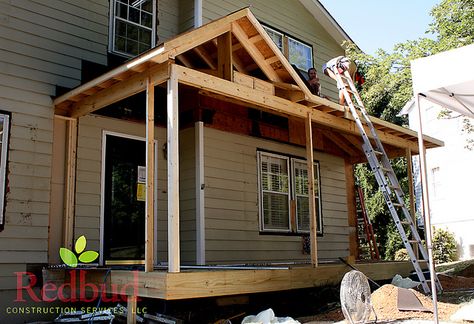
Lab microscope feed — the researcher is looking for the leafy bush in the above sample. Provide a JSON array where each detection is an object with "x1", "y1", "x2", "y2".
[
  {"x1": 395, "y1": 248, "x2": 409, "y2": 261},
  {"x1": 432, "y1": 228, "x2": 457, "y2": 264}
]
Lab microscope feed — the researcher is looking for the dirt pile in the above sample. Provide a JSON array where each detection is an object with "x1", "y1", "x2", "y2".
[{"x1": 368, "y1": 284, "x2": 459, "y2": 321}]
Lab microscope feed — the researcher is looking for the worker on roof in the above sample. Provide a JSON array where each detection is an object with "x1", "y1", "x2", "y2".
[
  {"x1": 306, "y1": 67, "x2": 321, "y2": 96},
  {"x1": 322, "y1": 56, "x2": 357, "y2": 105}
]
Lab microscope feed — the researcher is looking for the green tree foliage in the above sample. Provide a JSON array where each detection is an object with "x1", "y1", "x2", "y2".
[
  {"x1": 432, "y1": 228, "x2": 457, "y2": 264},
  {"x1": 345, "y1": 0, "x2": 473, "y2": 259}
]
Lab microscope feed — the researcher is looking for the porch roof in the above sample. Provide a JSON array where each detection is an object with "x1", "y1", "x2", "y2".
[{"x1": 53, "y1": 8, "x2": 442, "y2": 156}]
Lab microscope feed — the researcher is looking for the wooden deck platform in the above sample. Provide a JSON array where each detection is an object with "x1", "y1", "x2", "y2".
[{"x1": 43, "y1": 261, "x2": 415, "y2": 301}]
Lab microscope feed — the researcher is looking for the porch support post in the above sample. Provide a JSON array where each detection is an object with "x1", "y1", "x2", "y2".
[
  {"x1": 145, "y1": 77, "x2": 155, "y2": 272},
  {"x1": 406, "y1": 148, "x2": 418, "y2": 258},
  {"x1": 415, "y1": 94, "x2": 439, "y2": 323},
  {"x1": 167, "y1": 64, "x2": 180, "y2": 272},
  {"x1": 64, "y1": 117, "x2": 77, "y2": 250},
  {"x1": 127, "y1": 295, "x2": 137, "y2": 324},
  {"x1": 195, "y1": 122, "x2": 205, "y2": 265},
  {"x1": 305, "y1": 112, "x2": 318, "y2": 267}
]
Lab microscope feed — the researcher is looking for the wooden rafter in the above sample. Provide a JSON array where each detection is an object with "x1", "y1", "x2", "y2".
[
  {"x1": 66, "y1": 63, "x2": 170, "y2": 118},
  {"x1": 193, "y1": 46, "x2": 216, "y2": 70},
  {"x1": 323, "y1": 131, "x2": 362, "y2": 157},
  {"x1": 231, "y1": 21, "x2": 281, "y2": 82}
]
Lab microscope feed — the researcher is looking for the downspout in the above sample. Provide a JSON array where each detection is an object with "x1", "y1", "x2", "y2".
[
  {"x1": 194, "y1": 0, "x2": 203, "y2": 28},
  {"x1": 415, "y1": 94, "x2": 439, "y2": 324}
]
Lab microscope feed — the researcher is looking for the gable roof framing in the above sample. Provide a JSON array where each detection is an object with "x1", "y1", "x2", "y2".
[{"x1": 53, "y1": 8, "x2": 442, "y2": 158}]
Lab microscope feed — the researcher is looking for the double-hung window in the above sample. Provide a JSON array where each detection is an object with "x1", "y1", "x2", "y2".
[
  {"x1": 0, "y1": 113, "x2": 10, "y2": 228},
  {"x1": 258, "y1": 151, "x2": 322, "y2": 234},
  {"x1": 109, "y1": 0, "x2": 157, "y2": 57},
  {"x1": 262, "y1": 25, "x2": 314, "y2": 73}
]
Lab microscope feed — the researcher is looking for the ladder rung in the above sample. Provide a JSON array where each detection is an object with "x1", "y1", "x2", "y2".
[
  {"x1": 407, "y1": 239, "x2": 419, "y2": 243},
  {"x1": 373, "y1": 150, "x2": 383, "y2": 155},
  {"x1": 400, "y1": 220, "x2": 411, "y2": 225},
  {"x1": 392, "y1": 202, "x2": 404, "y2": 207}
]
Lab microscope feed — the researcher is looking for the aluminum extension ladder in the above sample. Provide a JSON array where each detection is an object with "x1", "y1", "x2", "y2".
[{"x1": 330, "y1": 61, "x2": 442, "y2": 294}]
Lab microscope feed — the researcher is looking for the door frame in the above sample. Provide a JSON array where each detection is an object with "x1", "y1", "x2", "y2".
[{"x1": 99, "y1": 130, "x2": 158, "y2": 265}]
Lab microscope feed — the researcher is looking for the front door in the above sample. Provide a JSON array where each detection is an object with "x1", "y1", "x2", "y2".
[{"x1": 103, "y1": 133, "x2": 146, "y2": 264}]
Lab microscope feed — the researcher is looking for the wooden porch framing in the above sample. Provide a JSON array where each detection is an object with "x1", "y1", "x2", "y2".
[{"x1": 50, "y1": 7, "x2": 442, "y2": 308}]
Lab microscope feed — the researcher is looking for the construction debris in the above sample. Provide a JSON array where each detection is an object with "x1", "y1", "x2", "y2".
[{"x1": 241, "y1": 308, "x2": 300, "y2": 324}]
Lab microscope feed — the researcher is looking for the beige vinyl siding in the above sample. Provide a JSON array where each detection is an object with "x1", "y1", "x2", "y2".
[
  {"x1": 75, "y1": 115, "x2": 169, "y2": 260},
  {"x1": 158, "y1": 0, "x2": 180, "y2": 42},
  {"x1": 0, "y1": 0, "x2": 109, "y2": 287},
  {"x1": 178, "y1": 0, "x2": 195, "y2": 33},
  {"x1": 203, "y1": 127, "x2": 349, "y2": 263},
  {"x1": 179, "y1": 128, "x2": 197, "y2": 263},
  {"x1": 202, "y1": 0, "x2": 343, "y2": 101}
]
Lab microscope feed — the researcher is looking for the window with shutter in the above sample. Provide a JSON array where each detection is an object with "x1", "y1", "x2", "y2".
[{"x1": 258, "y1": 152, "x2": 322, "y2": 234}]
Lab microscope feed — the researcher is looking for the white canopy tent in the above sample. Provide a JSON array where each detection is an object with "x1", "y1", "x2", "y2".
[
  {"x1": 412, "y1": 44, "x2": 474, "y2": 118},
  {"x1": 411, "y1": 44, "x2": 474, "y2": 324}
]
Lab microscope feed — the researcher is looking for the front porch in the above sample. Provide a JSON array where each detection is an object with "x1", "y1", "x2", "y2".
[
  {"x1": 43, "y1": 261, "x2": 415, "y2": 300},
  {"x1": 46, "y1": 9, "x2": 441, "y2": 322}
]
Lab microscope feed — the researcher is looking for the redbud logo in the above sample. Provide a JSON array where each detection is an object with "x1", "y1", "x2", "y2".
[{"x1": 59, "y1": 235, "x2": 99, "y2": 267}]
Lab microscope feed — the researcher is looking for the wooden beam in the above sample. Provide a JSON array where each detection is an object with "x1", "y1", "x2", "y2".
[
  {"x1": 63, "y1": 118, "x2": 77, "y2": 250},
  {"x1": 193, "y1": 46, "x2": 216, "y2": 69},
  {"x1": 324, "y1": 131, "x2": 362, "y2": 157},
  {"x1": 174, "y1": 65, "x2": 421, "y2": 152},
  {"x1": 177, "y1": 53, "x2": 193, "y2": 68},
  {"x1": 305, "y1": 112, "x2": 318, "y2": 267},
  {"x1": 127, "y1": 295, "x2": 137, "y2": 324},
  {"x1": 231, "y1": 22, "x2": 281, "y2": 82},
  {"x1": 167, "y1": 64, "x2": 180, "y2": 273},
  {"x1": 66, "y1": 63, "x2": 170, "y2": 118},
  {"x1": 145, "y1": 77, "x2": 155, "y2": 272},
  {"x1": 217, "y1": 32, "x2": 233, "y2": 81},
  {"x1": 345, "y1": 160, "x2": 357, "y2": 261}
]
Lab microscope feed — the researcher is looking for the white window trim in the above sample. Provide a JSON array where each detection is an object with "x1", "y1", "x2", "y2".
[
  {"x1": 257, "y1": 151, "x2": 291, "y2": 233},
  {"x1": 262, "y1": 24, "x2": 314, "y2": 72},
  {"x1": 108, "y1": 0, "x2": 157, "y2": 58},
  {"x1": 291, "y1": 158, "x2": 322, "y2": 234},
  {"x1": 257, "y1": 151, "x2": 322, "y2": 234},
  {"x1": 287, "y1": 36, "x2": 313, "y2": 72},
  {"x1": 262, "y1": 25, "x2": 284, "y2": 52},
  {"x1": 0, "y1": 114, "x2": 9, "y2": 227}
]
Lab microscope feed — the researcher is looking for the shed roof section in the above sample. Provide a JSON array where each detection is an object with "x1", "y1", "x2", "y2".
[{"x1": 53, "y1": 8, "x2": 442, "y2": 154}]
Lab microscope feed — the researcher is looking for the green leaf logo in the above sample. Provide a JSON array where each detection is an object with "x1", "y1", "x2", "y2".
[
  {"x1": 79, "y1": 251, "x2": 99, "y2": 263},
  {"x1": 75, "y1": 235, "x2": 86, "y2": 254},
  {"x1": 59, "y1": 235, "x2": 99, "y2": 267},
  {"x1": 60, "y1": 248, "x2": 78, "y2": 268}
]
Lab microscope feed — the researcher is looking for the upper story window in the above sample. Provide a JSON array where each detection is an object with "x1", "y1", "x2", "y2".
[
  {"x1": 109, "y1": 0, "x2": 157, "y2": 57},
  {"x1": 257, "y1": 151, "x2": 322, "y2": 234},
  {"x1": 263, "y1": 25, "x2": 314, "y2": 73},
  {"x1": 0, "y1": 113, "x2": 10, "y2": 229}
]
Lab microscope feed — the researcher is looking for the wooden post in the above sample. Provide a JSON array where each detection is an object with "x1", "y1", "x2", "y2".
[
  {"x1": 127, "y1": 295, "x2": 137, "y2": 324},
  {"x1": 345, "y1": 160, "x2": 357, "y2": 261},
  {"x1": 217, "y1": 32, "x2": 233, "y2": 81},
  {"x1": 305, "y1": 112, "x2": 318, "y2": 267},
  {"x1": 145, "y1": 77, "x2": 155, "y2": 272},
  {"x1": 167, "y1": 65, "x2": 180, "y2": 273},
  {"x1": 195, "y1": 122, "x2": 205, "y2": 265},
  {"x1": 63, "y1": 118, "x2": 77, "y2": 250},
  {"x1": 406, "y1": 148, "x2": 418, "y2": 258}
]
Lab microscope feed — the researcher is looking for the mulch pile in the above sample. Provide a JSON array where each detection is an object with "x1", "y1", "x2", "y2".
[{"x1": 301, "y1": 269, "x2": 474, "y2": 323}]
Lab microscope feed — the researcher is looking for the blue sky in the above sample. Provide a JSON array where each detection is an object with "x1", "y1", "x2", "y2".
[{"x1": 318, "y1": 0, "x2": 441, "y2": 55}]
